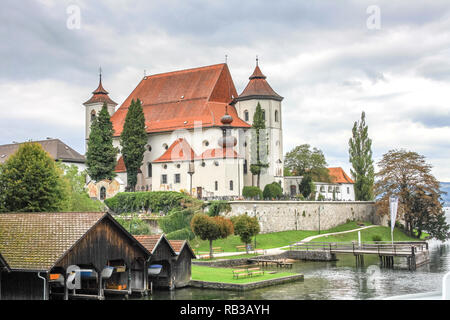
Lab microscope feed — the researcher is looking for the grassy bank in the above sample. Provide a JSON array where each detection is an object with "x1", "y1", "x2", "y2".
[
  {"x1": 310, "y1": 225, "x2": 427, "y2": 243},
  {"x1": 189, "y1": 221, "x2": 372, "y2": 253},
  {"x1": 191, "y1": 265, "x2": 296, "y2": 284}
]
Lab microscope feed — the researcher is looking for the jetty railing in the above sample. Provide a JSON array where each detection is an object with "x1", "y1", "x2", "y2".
[{"x1": 289, "y1": 241, "x2": 428, "y2": 256}]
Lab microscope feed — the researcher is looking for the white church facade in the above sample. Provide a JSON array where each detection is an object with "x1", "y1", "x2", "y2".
[{"x1": 83, "y1": 62, "x2": 354, "y2": 200}]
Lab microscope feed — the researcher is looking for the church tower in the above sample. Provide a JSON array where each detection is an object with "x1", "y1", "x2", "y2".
[
  {"x1": 234, "y1": 59, "x2": 284, "y2": 188},
  {"x1": 83, "y1": 71, "x2": 117, "y2": 150}
]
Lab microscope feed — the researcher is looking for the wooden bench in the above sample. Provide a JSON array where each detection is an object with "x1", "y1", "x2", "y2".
[
  {"x1": 247, "y1": 267, "x2": 264, "y2": 277},
  {"x1": 236, "y1": 245, "x2": 247, "y2": 251},
  {"x1": 213, "y1": 247, "x2": 224, "y2": 253},
  {"x1": 232, "y1": 269, "x2": 250, "y2": 279}
]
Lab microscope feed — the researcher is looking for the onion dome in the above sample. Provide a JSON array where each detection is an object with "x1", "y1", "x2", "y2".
[
  {"x1": 220, "y1": 105, "x2": 234, "y2": 125},
  {"x1": 218, "y1": 135, "x2": 237, "y2": 148}
]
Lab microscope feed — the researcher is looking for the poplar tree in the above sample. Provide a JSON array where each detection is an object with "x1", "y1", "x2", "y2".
[
  {"x1": 86, "y1": 103, "x2": 118, "y2": 181},
  {"x1": 249, "y1": 103, "x2": 269, "y2": 188},
  {"x1": 120, "y1": 99, "x2": 147, "y2": 191},
  {"x1": 348, "y1": 111, "x2": 374, "y2": 201}
]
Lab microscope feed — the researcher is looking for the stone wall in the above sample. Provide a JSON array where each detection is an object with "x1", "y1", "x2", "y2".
[{"x1": 223, "y1": 201, "x2": 378, "y2": 233}]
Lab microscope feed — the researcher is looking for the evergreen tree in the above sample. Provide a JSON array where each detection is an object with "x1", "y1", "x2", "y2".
[
  {"x1": 120, "y1": 99, "x2": 147, "y2": 191},
  {"x1": 249, "y1": 103, "x2": 269, "y2": 188},
  {"x1": 86, "y1": 103, "x2": 118, "y2": 181},
  {"x1": 349, "y1": 111, "x2": 374, "y2": 201},
  {"x1": 0, "y1": 142, "x2": 68, "y2": 212},
  {"x1": 299, "y1": 174, "x2": 315, "y2": 199}
]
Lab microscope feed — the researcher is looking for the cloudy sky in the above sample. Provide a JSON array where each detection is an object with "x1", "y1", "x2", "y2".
[{"x1": 1, "y1": 0, "x2": 450, "y2": 181}]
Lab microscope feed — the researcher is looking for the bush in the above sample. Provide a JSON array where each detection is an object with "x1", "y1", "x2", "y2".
[
  {"x1": 104, "y1": 191, "x2": 194, "y2": 214},
  {"x1": 262, "y1": 182, "x2": 283, "y2": 200},
  {"x1": 207, "y1": 200, "x2": 231, "y2": 216},
  {"x1": 317, "y1": 194, "x2": 325, "y2": 201},
  {"x1": 242, "y1": 186, "x2": 263, "y2": 200},
  {"x1": 158, "y1": 208, "x2": 195, "y2": 235},
  {"x1": 114, "y1": 213, "x2": 151, "y2": 235},
  {"x1": 372, "y1": 235, "x2": 382, "y2": 242},
  {"x1": 166, "y1": 228, "x2": 195, "y2": 241}
]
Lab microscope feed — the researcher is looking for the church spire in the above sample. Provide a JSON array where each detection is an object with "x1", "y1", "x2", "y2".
[{"x1": 83, "y1": 69, "x2": 117, "y2": 105}]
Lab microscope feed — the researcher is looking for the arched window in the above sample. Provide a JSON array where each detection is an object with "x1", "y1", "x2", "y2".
[
  {"x1": 229, "y1": 180, "x2": 234, "y2": 191},
  {"x1": 90, "y1": 110, "x2": 96, "y2": 122},
  {"x1": 275, "y1": 110, "x2": 279, "y2": 122},
  {"x1": 147, "y1": 163, "x2": 152, "y2": 177},
  {"x1": 100, "y1": 187, "x2": 106, "y2": 200},
  {"x1": 215, "y1": 181, "x2": 218, "y2": 191},
  {"x1": 262, "y1": 110, "x2": 266, "y2": 121},
  {"x1": 244, "y1": 110, "x2": 249, "y2": 122}
]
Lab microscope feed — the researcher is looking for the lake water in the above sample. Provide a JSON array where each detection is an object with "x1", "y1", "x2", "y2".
[{"x1": 145, "y1": 208, "x2": 450, "y2": 300}]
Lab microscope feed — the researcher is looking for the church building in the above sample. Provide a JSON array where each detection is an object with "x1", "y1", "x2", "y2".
[{"x1": 83, "y1": 62, "x2": 285, "y2": 198}]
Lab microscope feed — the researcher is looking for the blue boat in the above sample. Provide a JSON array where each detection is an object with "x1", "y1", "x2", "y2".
[
  {"x1": 148, "y1": 264, "x2": 162, "y2": 275},
  {"x1": 79, "y1": 269, "x2": 97, "y2": 279}
]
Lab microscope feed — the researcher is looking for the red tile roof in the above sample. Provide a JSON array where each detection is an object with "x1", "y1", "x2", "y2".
[
  {"x1": 134, "y1": 234, "x2": 176, "y2": 256},
  {"x1": 328, "y1": 167, "x2": 354, "y2": 184},
  {"x1": 168, "y1": 240, "x2": 196, "y2": 259},
  {"x1": 83, "y1": 78, "x2": 118, "y2": 106},
  {"x1": 134, "y1": 235, "x2": 162, "y2": 253},
  {"x1": 237, "y1": 65, "x2": 283, "y2": 102},
  {"x1": 114, "y1": 156, "x2": 141, "y2": 173},
  {"x1": 153, "y1": 138, "x2": 197, "y2": 163},
  {"x1": 110, "y1": 64, "x2": 250, "y2": 136}
]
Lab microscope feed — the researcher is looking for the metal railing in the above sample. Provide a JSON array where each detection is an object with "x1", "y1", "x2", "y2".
[{"x1": 289, "y1": 241, "x2": 428, "y2": 256}]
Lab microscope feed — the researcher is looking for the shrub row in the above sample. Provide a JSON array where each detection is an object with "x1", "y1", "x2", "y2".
[{"x1": 104, "y1": 191, "x2": 192, "y2": 214}]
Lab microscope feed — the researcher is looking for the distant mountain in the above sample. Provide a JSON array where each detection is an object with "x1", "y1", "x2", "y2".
[{"x1": 441, "y1": 182, "x2": 450, "y2": 206}]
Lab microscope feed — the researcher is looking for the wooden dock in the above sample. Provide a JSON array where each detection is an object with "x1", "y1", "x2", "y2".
[{"x1": 289, "y1": 241, "x2": 429, "y2": 270}]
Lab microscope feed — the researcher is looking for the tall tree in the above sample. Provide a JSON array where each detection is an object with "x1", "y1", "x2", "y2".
[
  {"x1": 375, "y1": 149, "x2": 449, "y2": 239},
  {"x1": 249, "y1": 103, "x2": 269, "y2": 188},
  {"x1": 349, "y1": 111, "x2": 374, "y2": 200},
  {"x1": 0, "y1": 142, "x2": 68, "y2": 212},
  {"x1": 120, "y1": 99, "x2": 148, "y2": 191},
  {"x1": 284, "y1": 144, "x2": 330, "y2": 182},
  {"x1": 299, "y1": 174, "x2": 315, "y2": 199},
  {"x1": 86, "y1": 102, "x2": 118, "y2": 181}
]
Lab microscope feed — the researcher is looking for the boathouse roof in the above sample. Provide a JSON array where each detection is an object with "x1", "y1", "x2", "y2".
[{"x1": 0, "y1": 212, "x2": 150, "y2": 272}]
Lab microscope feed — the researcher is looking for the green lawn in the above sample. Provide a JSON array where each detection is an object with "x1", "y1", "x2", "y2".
[
  {"x1": 310, "y1": 225, "x2": 427, "y2": 243},
  {"x1": 189, "y1": 221, "x2": 372, "y2": 253},
  {"x1": 191, "y1": 265, "x2": 297, "y2": 284}
]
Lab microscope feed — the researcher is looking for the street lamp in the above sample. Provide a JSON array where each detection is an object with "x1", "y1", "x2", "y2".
[
  {"x1": 188, "y1": 160, "x2": 195, "y2": 197},
  {"x1": 253, "y1": 204, "x2": 257, "y2": 250}
]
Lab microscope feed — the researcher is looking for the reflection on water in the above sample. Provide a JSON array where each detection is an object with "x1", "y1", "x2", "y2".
[{"x1": 145, "y1": 208, "x2": 450, "y2": 300}]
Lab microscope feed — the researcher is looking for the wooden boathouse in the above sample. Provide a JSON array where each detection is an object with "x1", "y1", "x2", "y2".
[
  {"x1": 169, "y1": 240, "x2": 196, "y2": 288},
  {"x1": 134, "y1": 235, "x2": 196, "y2": 290},
  {"x1": 0, "y1": 212, "x2": 151, "y2": 300}
]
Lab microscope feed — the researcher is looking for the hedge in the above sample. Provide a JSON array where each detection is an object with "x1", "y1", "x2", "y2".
[
  {"x1": 263, "y1": 182, "x2": 283, "y2": 200},
  {"x1": 242, "y1": 186, "x2": 263, "y2": 200},
  {"x1": 104, "y1": 191, "x2": 192, "y2": 214}
]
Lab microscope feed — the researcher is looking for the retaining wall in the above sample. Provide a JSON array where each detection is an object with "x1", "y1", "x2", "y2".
[
  {"x1": 189, "y1": 274, "x2": 304, "y2": 291},
  {"x1": 224, "y1": 201, "x2": 379, "y2": 233}
]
